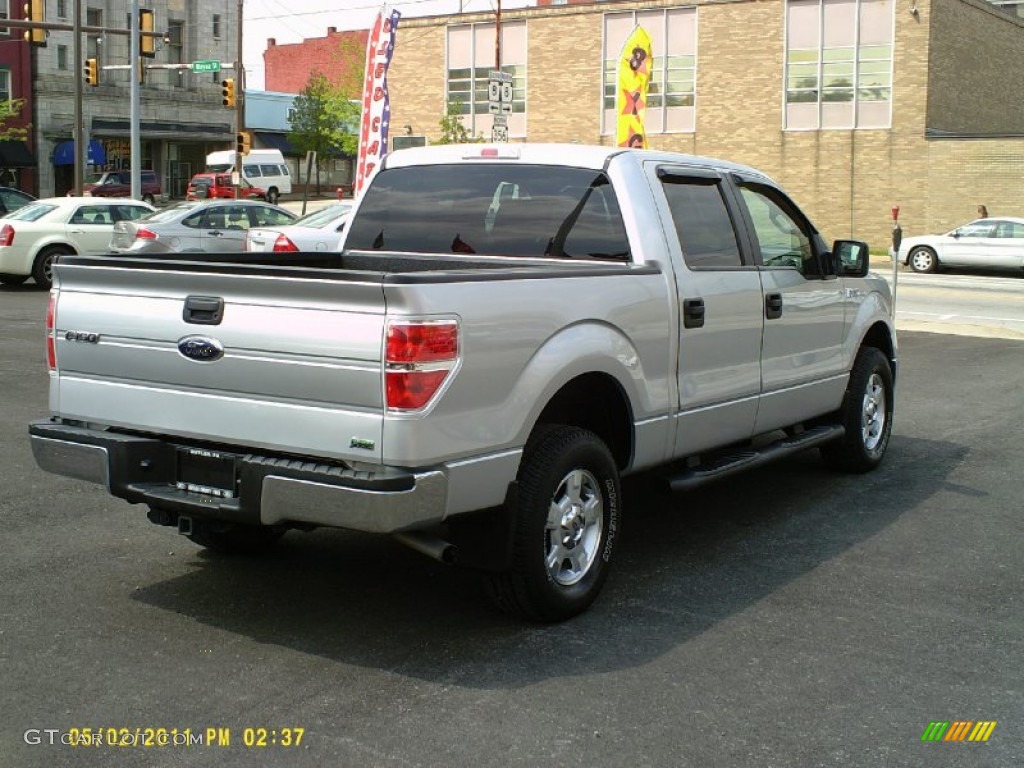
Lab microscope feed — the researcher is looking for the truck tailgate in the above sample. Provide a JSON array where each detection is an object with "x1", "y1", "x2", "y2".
[{"x1": 50, "y1": 259, "x2": 387, "y2": 464}]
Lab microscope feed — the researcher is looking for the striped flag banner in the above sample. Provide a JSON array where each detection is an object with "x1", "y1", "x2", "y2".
[
  {"x1": 616, "y1": 25, "x2": 653, "y2": 149},
  {"x1": 355, "y1": 7, "x2": 401, "y2": 195}
]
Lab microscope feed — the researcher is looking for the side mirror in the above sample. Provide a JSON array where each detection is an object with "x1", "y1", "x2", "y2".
[
  {"x1": 951, "y1": 229, "x2": 961, "y2": 238},
  {"x1": 832, "y1": 239, "x2": 870, "y2": 277}
]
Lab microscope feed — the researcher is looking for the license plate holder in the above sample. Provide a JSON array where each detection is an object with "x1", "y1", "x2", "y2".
[{"x1": 175, "y1": 448, "x2": 238, "y2": 499}]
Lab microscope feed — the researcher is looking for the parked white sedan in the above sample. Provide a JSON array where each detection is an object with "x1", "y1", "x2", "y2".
[
  {"x1": 244, "y1": 202, "x2": 353, "y2": 252},
  {"x1": 0, "y1": 197, "x2": 154, "y2": 289},
  {"x1": 898, "y1": 217, "x2": 1024, "y2": 273}
]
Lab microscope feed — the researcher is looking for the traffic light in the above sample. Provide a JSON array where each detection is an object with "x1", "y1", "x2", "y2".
[
  {"x1": 236, "y1": 131, "x2": 251, "y2": 155},
  {"x1": 23, "y1": 0, "x2": 46, "y2": 45},
  {"x1": 139, "y1": 8, "x2": 156, "y2": 58},
  {"x1": 83, "y1": 58, "x2": 99, "y2": 87},
  {"x1": 221, "y1": 78, "x2": 235, "y2": 108}
]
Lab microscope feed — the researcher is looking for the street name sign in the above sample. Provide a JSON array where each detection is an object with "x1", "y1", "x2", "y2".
[{"x1": 191, "y1": 60, "x2": 221, "y2": 73}]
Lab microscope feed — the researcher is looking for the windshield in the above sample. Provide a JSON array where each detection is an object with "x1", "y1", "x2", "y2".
[
  {"x1": 207, "y1": 164, "x2": 232, "y2": 173},
  {"x1": 7, "y1": 202, "x2": 58, "y2": 222},
  {"x1": 294, "y1": 203, "x2": 353, "y2": 228},
  {"x1": 344, "y1": 164, "x2": 631, "y2": 260},
  {"x1": 146, "y1": 201, "x2": 202, "y2": 222},
  {"x1": 84, "y1": 173, "x2": 105, "y2": 185}
]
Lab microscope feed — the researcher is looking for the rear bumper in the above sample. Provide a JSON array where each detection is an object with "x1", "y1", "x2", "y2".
[{"x1": 29, "y1": 420, "x2": 446, "y2": 534}]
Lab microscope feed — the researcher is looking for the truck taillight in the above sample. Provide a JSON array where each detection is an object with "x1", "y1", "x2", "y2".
[
  {"x1": 385, "y1": 320, "x2": 459, "y2": 411},
  {"x1": 272, "y1": 234, "x2": 299, "y2": 252},
  {"x1": 0, "y1": 224, "x2": 14, "y2": 247},
  {"x1": 46, "y1": 292, "x2": 57, "y2": 371}
]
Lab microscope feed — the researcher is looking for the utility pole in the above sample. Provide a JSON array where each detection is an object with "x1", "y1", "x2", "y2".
[
  {"x1": 234, "y1": 0, "x2": 244, "y2": 199},
  {"x1": 72, "y1": 0, "x2": 83, "y2": 195},
  {"x1": 130, "y1": 0, "x2": 140, "y2": 200},
  {"x1": 495, "y1": 0, "x2": 501, "y2": 72}
]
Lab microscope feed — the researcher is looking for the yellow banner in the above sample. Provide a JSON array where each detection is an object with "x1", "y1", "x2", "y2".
[{"x1": 616, "y1": 25, "x2": 653, "y2": 149}]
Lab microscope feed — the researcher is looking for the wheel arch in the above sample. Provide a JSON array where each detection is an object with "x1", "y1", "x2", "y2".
[
  {"x1": 858, "y1": 320, "x2": 898, "y2": 381},
  {"x1": 534, "y1": 371, "x2": 634, "y2": 471}
]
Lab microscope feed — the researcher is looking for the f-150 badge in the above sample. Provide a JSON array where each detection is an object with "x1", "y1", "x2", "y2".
[{"x1": 177, "y1": 335, "x2": 224, "y2": 362}]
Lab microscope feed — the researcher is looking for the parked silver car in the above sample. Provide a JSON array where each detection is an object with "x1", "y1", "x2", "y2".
[
  {"x1": 245, "y1": 202, "x2": 353, "y2": 252},
  {"x1": 109, "y1": 199, "x2": 295, "y2": 255},
  {"x1": 898, "y1": 217, "x2": 1024, "y2": 273}
]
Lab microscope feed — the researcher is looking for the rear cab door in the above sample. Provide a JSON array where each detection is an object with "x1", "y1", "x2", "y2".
[
  {"x1": 65, "y1": 203, "x2": 119, "y2": 254},
  {"x1": 646, "y1": 162, "x2": 765, "y2": 457},
  {"x1": 200, "y1": 204, "x2": 250, "y2": 251},
  {"x1": 730, "y1": 175, "x2": 847, "y2": 434}
]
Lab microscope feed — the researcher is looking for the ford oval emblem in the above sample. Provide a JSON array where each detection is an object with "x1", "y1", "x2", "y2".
[{"x1": 177, "y1": 335, "x2": 224, "y2": 362}]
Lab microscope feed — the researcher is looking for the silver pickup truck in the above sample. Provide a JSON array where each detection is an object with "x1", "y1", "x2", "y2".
[{"x1": 30, "y1": 144, "x2": 896, "y2": 622}]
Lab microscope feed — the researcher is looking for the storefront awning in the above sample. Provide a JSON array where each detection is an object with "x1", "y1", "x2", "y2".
[
  {"x1": 52, "y1": 140, "x2": 107, "y2": 166},
  {"x1": 0, "y1": 140, "x2": 37, "y2": 168},
  {"x1": 253, "y1": 131, "x2": 297, "y2": 155}
]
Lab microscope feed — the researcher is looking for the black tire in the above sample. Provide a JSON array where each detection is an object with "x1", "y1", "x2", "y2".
[
  {"x1": 186, "y1": 520, "x2": 286, "y2": 555},
  {"x1": 0, "y1": 273, "x2": 29, "y2": 286},
  {"x1": 908, "y1": 246, "x2": 938, "y2": 273},
  {"x1": 32, "y1": 247, "x2": 72, "y2": 290},
  {"x1": 488, "y1": 426, "x2": 621, "y2": 622},
  {"x1": 821, "y1": 347, "x2": 894, "y2": 473},
  {"x1": 142, "y1": 193, "x2": 155, "y2": 205},
  {"x1": 266, "y1": 187, "x2": 279, "y2": 204}
]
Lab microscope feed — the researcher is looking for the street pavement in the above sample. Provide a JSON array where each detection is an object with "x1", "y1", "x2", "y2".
[{"x1": 1, "y1": 286, "x2": 1021, "y2": 767}]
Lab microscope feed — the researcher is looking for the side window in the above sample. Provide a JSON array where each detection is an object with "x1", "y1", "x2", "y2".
[
  {"x1": 660, "y1": 174, "x2": 744, "y2": 268},
  {"x1": 994, "y1": 221, "x2": 1024, "y2": 239},
  {"x1": 738, "y1": 184, "x2": 816, "y2": 274},
  {"x1": 251, "y1": 206, "x2": 293, "y2": 227},
  {"x1": 182, "y1": 211, "x2": 205, "y2": 229},
  {"x1": 957, "y1": 222, "x2": 994, "y2": 238},
  {"x1": 69, "y1": 205, "x2": 112, "y2": 225},
  {"x1": 259, "y1": 164, "x2": 280, "y2": 176},
  {"x1": 222, "y1": 205, "x2": 251, "y2": 230},
  {"x1": 243, "y1": 165, "x2": 261, "y2": 178},
  {"x1": 114, "y1": 204, "x2": 149, "y2": 222}
]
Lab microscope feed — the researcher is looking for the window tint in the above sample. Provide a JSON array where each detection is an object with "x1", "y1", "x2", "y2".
[
  {"x1": 738, "y1": 184, "x2": 816, "y2": 274},
  {"x1": 660, "y1": 175, "x2": 743, "y2": 268},
  {"x1": 345, "y1": 164, "x2": 631, "y2": 260}
]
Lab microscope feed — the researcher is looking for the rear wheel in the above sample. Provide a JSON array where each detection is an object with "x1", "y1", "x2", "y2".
[
  {"x1": 0, "y1": 273, "x2": 28, "y2": 286},
  {"x1": 32, "y1": 246, "x2": 73, "y2": 290},
  {"x1": 908, "y1": 246, "x2": 938, "y2": 273},
  {"x1": 266, "y1": 187, "x2": 279, "y2": 204},
  {"x1": 821, "y1": 347, "x2": 894, "y2": 473},
  {"x1": 186, "y1": 520, "x2": 286, "y2": 554},
  {"x1": 488, "y1": 426, "x2": 620, "y2": 622}
]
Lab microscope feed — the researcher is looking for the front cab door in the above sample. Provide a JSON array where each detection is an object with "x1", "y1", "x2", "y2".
[{"x1": 732, "y1": 178, "x2": 848, "y2": 435}]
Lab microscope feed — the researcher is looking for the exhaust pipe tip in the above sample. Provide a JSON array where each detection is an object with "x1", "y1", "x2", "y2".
[{"x1": 393, "y1": 531, "x2": 457, "y2": 565}]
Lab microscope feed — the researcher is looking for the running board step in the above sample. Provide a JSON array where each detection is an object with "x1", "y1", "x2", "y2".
[{"x1": 666, "y1": 425, "x2": 845, "y2": 493}]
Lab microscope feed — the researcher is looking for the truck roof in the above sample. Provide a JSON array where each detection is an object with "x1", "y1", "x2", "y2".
[{"x1": 381, "y1": 142, "x2": 769, "y2": 180}]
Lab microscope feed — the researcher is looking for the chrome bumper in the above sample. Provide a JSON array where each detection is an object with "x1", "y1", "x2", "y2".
[{"x1": 29, "y1": 421, "x2": 447, "y2": 534}]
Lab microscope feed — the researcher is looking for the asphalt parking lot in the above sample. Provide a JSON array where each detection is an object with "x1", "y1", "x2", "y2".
[{"x1": 1, "y1": 285, "x2": 1021, "y2": 768}]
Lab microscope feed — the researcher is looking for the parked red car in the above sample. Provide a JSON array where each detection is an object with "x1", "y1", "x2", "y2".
[{"x1": 186, "y1": 173, "x2": 266, "y2": 201}]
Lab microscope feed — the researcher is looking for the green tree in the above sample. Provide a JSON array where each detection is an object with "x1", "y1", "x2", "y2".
[
  {"x1": 0, "y1": 99, "x2": 29, "y2": 141},
  {"x1": 435, "y1": 101, "x2": 484, "y2": 144},
  {"x1": 288, "y1": 71, "x2": 359, "y2": 193}
]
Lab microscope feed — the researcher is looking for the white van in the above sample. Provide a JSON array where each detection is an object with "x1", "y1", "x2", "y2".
[{"x1": 206, "y1": 149, "x2": 292, "y2": 204}]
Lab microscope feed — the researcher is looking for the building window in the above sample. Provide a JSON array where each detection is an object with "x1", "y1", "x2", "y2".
[
  {"x1": 86, "y1": 8, "x2": 102, "y2": 61},
  {"x1": 57, "y1": 0, "x2": 67, "y2": 18},
  {"x1": 785, "y1": 0, "x2": 894, "y2": 130},
  {"x1": 287, "y1": 107, "x2": 297, "y2": 122},
  {"x1": 0, "y1": 69, "x2": 10, "y2": 101},
  {"x1": 446, "y1": 22, "x2": 526, "y2": 138},
  {"x1": 602, "y1": 9, "x2": 697, "y2": 136},
  {"x1": 57, "y1": 45, "x2": 69, "y2": 71},
  {"x1": 0, "y1": 2, "x2": 10, "y2": 36},
  {"x1": 213, "y1": 14, "x2": 222, "y2": 39},
  {"x1": 167, "y1": 20, "x2": 184, "y2": 63}
]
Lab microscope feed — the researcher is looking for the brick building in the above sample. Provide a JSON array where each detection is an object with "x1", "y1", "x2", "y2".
[
  {"x1": 374, "y1": 0, "x2": 1024, "y2": 248},
  {"x1": 27, "y1": 0, "x2": 238, "y2": 198},
  {"x1": 263, "y1": 27, "x2": 368, "y2": 93},
  {"x1": 0, "y1": 2, "x2": 38, "y2": 194}
]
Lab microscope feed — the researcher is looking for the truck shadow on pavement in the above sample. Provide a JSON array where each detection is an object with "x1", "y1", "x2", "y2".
[{"x1": 130, "y1": 432, "x2": 970, "y2": 689}]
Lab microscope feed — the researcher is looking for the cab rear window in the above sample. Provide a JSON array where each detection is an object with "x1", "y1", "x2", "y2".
[{"x1": 344, "y1": 164, "x2": 631, "y2": 261}]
